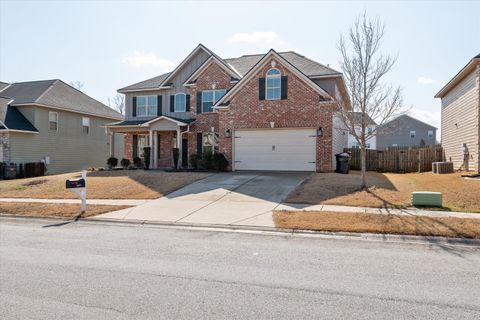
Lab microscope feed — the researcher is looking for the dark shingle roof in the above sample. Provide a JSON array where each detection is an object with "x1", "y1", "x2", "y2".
[
  {"x1": 118, "y1": 72, "x2": 171, "y2": 91},
  {"x1": 108, "y1": 116, "x2": 195, "y2": 127},
  {"x1": 225, "y1": 51, "x2": 341, "y2": 77},
  {"x1": 1, "y1": 105, "x2": 38, "y2": 132},
  {"x1": 475, "y1": 53, "x2": 480, "y2": 59},
  {"x1": 0, "y1": 82, "x2": 10, "y2": 91},
  {"x1": 119, "y1": 50, "x2": 341, "y2": 91},
  {"x1": 0, "y1": 80, "x2": 122, "y2": 120}
]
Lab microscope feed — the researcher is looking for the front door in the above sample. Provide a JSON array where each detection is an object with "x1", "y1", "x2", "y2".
[{"x1": 182, "y1": 138, "x2": 188, "y2": 168}]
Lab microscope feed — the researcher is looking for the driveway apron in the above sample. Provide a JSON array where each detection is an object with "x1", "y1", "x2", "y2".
[{"x1": 96, "y1": 172, "x2": 308, "y2": 227}]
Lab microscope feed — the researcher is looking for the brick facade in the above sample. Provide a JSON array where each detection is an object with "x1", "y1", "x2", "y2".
[
  {"x1": 216, "y1": 58, "x2": 335, "y2": 172},
  {"x1": 119, "y1": 56, "x2": 338, "y2": 172}
]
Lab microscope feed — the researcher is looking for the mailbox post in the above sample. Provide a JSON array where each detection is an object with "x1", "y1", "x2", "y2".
[{"x1": 66, "y1": 170, "x2": 87, "y2": 213}]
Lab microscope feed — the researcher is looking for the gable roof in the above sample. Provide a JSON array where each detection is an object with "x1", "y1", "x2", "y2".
[
  {"x1": 0, "y1": 82, "x2": 10, "y2": 91},
  {"x1": 214, "y1": 49, "x2": 334, "y2": 107},
  {"x1": 118, "y1": 72, "x2": 171, "y2": 92},
  {"x1": 118, "y1": 44, "x2": 343, "y2": 93},
  {"x1": 435, "y1": 53, "x2": 480, "y2": 98},
  {"x1": 225, "y1": 51, "x2": 341, "y2": 77},
  {"x1": 183, "y1": 55, "x2": 242, "y2": 86},
  {"x1": 0, "y1": 97, "x2": 38, "y2": 133},
  {"x1": 0, "y1": 79, "x2": 122, "y2": 120},
  {"x1": 378, "y1": 114, "x2": 437, "y2": 130}
]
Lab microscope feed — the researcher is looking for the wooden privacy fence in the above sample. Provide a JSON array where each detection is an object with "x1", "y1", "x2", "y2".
[{"x1": 344, "y1": 145, "x2": 444, "y2": 173}]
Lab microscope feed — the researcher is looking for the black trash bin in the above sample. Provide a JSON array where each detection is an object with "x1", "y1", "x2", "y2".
[{"x1": 335, "y1": 152, "x2": 350, "y2": 174}]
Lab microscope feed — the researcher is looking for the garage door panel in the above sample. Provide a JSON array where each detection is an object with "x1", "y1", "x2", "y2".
[{"x1": 234, "y1": 129, "x2": 316, "y2": 171}]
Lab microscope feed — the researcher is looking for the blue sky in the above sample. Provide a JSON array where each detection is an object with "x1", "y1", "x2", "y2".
[{"x1": 1, "y1": 1, "x2": 479, "y2": 131}]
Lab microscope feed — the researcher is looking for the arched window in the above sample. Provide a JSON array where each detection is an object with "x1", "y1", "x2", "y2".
[
  {"x1": 175, "y1": 93, "x2": 186, "y2": 112},
  {"x1": 266, "y1": 68, "x2": 281, "y2": 100}
]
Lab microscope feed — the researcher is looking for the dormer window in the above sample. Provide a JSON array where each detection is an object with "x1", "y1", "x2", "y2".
[
  {"x1": 266, "y1": 68, "x2": 281, "y2": 100},
  {"x1": 175, "y1": 93, "x2": 186, "y2": 112}
]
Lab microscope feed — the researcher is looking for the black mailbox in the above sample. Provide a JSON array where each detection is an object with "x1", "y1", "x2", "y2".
[{"x1": 66, "y1": 178, "x2": 86, "y2": 189}]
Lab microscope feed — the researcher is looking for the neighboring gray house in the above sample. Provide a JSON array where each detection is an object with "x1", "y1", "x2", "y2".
[
  {"x1": 376, "y1": 115, "x2": 437, "y2": 149},
  {"x1": 435, "y1": 54, "x2": 479, "y2": 172},
  {"x1": 0, "y1": 80, "x2": 124, "y2": 174},
  {"x1": 347, "y1": 112, "x2": 377, "y2": 149}
]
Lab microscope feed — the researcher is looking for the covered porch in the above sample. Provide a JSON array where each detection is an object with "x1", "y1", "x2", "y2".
[{"x1": 106, "y1": 116, "x2": 193, "y2": 169}]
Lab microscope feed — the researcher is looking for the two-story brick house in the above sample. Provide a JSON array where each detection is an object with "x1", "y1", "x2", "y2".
[{"x1": 107, "y1": 44, "x2": 350, "y2": 172}]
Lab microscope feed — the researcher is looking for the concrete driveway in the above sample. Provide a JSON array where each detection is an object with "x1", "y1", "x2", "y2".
[{"x1": 96, "y1": 172, "x2": 308, "y2": 227}]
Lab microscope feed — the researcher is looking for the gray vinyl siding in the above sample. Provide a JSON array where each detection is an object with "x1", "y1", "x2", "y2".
[
  {"x1": 376, "y1": 116, "x2": 437, "y2": 149},
  {"x1": 9, "y1": 106, "x2": 124, "y2": 174},
  {"x1": 312, "y1": 78, "x2": 336, "y2": 97},
  {"x1": 441, "y1": 67, "x2": 479, "y2": 171},
  {"x1": 124, "y1": 49, "x2": 210, "y2": 121},
  {"x1": 332, "y1": 113, "x2": 348, "y2": 167}
]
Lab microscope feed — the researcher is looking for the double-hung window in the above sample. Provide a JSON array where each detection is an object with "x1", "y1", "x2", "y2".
[
  {"x1": 175, "y1": 93, "x2": 186, "y2": 112},
  {"x1": 410, "y1": 131, "x2": 416, "y2": 139},
  {"x1": 266, "y1": 68, "x2": 281, "y2": 100},
  {"x1": 428, "y1": 130, "x2": 434, "y2": 139},
  {"x1": 136, "y1": 95, "x2": 157, "y2": 116},
  {"x1": 202, "y1": 89, "x2": 226, "y2": 113},
  {"x1": 202, "y1": 133, "x2": 219, "y2": 155},
  {"x1": 49, "y1": 112, "x2": 58, "y2": 131},
  {"x1": 82, "y1": 117, "x2": 90, "y2": 134}
]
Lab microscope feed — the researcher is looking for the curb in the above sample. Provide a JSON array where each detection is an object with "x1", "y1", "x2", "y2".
[{"x1": 2, "y1": 214, "x2": 480, "y2": 247}]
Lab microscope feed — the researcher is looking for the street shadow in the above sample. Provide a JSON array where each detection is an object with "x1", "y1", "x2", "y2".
[{"x1": 42, "y1": 213, "x2": 83, "y2": 228}]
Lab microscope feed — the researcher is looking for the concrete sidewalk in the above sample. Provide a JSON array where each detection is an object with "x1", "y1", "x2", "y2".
[{"x1": 0, "y1": 198, "x2": 149, "y2": 206}]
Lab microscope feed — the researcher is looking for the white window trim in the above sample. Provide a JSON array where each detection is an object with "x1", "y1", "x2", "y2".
[
  {"x1": 136, "y1": 95, "x2": 158, "y2": 117},
  {"x1": 174, "y1": 93, "x2": 186, "y2": 112},
  {"x1": 49, "y1": 111, "x2": 58, "y2": 131},
  {"x1": 82, "y1": 117, "x2": 90, "y2": 134},
  {"x1": 428, "y1": 130, "x2": 434, "y2": 139},
  {"x1": 266, "y1": 68, "x2": 281, "y2": 101},
  {"x1": 202, "y1": 89, "x2": 226, "y2": 113},
  {"x1": 410, "y1": 130, "x2": 416, "y2": 139}
]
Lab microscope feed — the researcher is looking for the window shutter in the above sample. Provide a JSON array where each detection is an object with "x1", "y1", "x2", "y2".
[
  {"x1": 157, "y1": 95, "x2": 162, "y2": 116},
  {"x1": 132, "y1": 96, "x2": 137, "y2": 117},
  {"x1": 196, "y1": 92, "x2": 202, "y2": 114},
  {"x1": 197, "y1": 132, "x2": 203, "y2": 158},
  {"x1": 170, "y1": 95, "x2": 175, "y2": 112},
  {"x1": 281, "y1": 76, "x2": 288, "y2": 100},
  {"x1": 186, "y1": 94, "x2": 191, "y2": 112},
  {"x1": 259, "y1": 78, "x2": 266, "y2": 100},
  {"x1": 132, "y1": 134, "x2": 138, "y2": 158}
]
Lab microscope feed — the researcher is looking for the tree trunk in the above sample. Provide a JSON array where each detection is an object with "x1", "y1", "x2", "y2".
[{"x1": 360, "y1": 146, "x2": 367, "y2": 189}]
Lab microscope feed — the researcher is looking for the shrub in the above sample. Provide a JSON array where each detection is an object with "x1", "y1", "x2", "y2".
[
  {"x1": 189, "y1": 154, "x2": 199, "y2": 170},
  {"x1": 172, "y1": 148, "x2": 179, "y2": 169},
  {"x1": 107, "y1": 156, "x2": 118, "y2": 169},
  {"x1": 201, "y1": 152, "x2": 213, "y2": 170},
  {"x1": 133, "y1": 157, "x2": 142, "y2": 168},
  {"x1": 120, "y1": 158, "x2": 130, "y2": 169},
  {"x1": 143, "y1": 147, "x2": 151, "y2": 170},
  {"x1": 213, "y1": 153, "x2": 229, "y2": 171}
]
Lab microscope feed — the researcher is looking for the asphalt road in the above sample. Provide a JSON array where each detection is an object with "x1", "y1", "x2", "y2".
[{"x1": 1, "y1": 218, "x2": 479, "y2": 319}]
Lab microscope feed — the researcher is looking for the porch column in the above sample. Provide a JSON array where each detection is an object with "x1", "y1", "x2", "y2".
[
  {"x1": 109, "y1": 131, "x2": 115, "y2": 157},
  {"x1": 176, "y1": 128, "x2": 182, "y2": 170},
  {"x1": 153, "y1": 132, "x2": 158, "y2": 169},
  {"x1": 149, "y1": 130, "x2": 154, "y2": 169}
]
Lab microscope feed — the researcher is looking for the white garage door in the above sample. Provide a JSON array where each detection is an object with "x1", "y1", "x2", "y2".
[{"x1": 234, "y1": 129, "x2": 316, "y2": 171}]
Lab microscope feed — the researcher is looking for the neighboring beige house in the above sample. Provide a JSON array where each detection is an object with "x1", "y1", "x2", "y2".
[
  {"x1": 435, "y1": 54, "x2": 480, "y2": 172},
  {"x1": 0, "y1": 79, "x2": 124, "y2": 174}
]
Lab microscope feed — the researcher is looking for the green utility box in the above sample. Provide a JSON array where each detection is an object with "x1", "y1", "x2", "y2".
[{"x1": 411, "y1": 191, "x2": 443, "y2": 207}]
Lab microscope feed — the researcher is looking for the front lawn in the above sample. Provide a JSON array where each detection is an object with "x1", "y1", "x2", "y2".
[
  {"x1": 0, "y1": 170, "x2": 210, "y2": 199},
  {"x1": 0, "y1": 202, "x2": 129, "y2": 218},
  {"x1": 273, "y1": 211, "x2": 480, "y2": 239},
  {"x1": 286, "y1": 171, "x2": 480, "y2": 213}
]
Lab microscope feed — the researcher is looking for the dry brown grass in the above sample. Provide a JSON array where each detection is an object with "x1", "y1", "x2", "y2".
[
  {"x1": 286, "y1": 171, "x2": 480, "y2": 213},
  {"x1": 0, "y1": 170, "x2": 210, "y2": 199},
  {"x1": 273, "y1": 210, "x2": 480, "y2": 239},
  {"x1": 0, "y1": 202, "x2": 130, "y2": 219}
]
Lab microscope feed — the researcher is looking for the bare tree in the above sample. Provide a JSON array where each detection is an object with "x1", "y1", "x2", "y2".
[
  {"x1": 337, "y1": 13, "x2": 404, "y2": 188},
  {"x1": 107, "y1": 94, "x2": 125, "y2": 115},
  {"x1": 69, "y1": 81, "x2": 84, "y2": 92}
]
